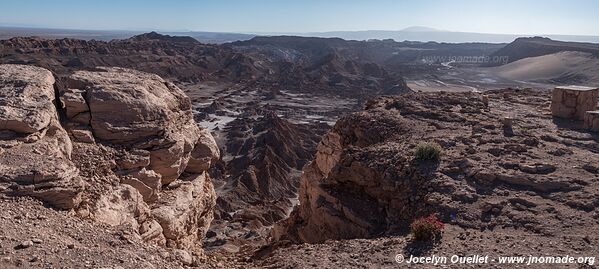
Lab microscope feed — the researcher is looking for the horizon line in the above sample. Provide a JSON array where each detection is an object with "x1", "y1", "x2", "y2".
[{"x1": 2, "y1": 24, "x2": 599, "y2": 38}]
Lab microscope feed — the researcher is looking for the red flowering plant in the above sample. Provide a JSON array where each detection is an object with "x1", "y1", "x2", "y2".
[{"x1": 410, "y1": 213, "x2": 445, "y2": 241}]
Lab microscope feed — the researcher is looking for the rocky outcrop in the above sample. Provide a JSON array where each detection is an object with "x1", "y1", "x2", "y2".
[
  {"x1": 0, "y1": 34, "x2": 260, "y2": 83},
  {"x1": 550, "y1": 86, "x2": 599, "y2": 120},
  {"x1": 274, "y1": 105, "x2": 432, "y2": 243},
  {"x1": 185, "y1": 129, "x2": 220, "y2": 174},
  {"x1": 152, "y1": 173, "x2": 216, "y2": 250},
  {"x1": 0, "y1": 64, "x2": 83, "y2": 209},
  {"x1": 276, "y1": 89, "x2": 597, "y2": 243},
  {"x1": 63, "y1": 67, "x2": 200, "y2": 183},
  {"x1": 0, "y1": 64, "x2": 218, "y2": 253},
  {"x1": 584, "y1": 110, "x2": 599, "y2": 132}
]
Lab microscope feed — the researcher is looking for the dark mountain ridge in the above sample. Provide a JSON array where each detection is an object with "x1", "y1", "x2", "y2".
[{"x1": 487, "y1": 36, "x2": 599, "y2": 66}]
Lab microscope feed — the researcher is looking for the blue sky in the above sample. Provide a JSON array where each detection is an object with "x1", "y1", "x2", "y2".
[{"x1": 1, "y1": 0, "x2": 598, "y2": 35}]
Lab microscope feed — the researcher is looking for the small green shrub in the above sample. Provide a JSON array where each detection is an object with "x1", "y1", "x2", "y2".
[
  {"x1": 414, "y1": 142, "x2": 442, "y2": 161},
  {"x1": 410, "y1": 213, "x2": 445, "y2": 241}
]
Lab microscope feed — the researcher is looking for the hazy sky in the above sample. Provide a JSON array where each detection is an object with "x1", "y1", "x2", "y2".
[{"x1": 1, "y1": 0, "x2": 598, "y2": 35}]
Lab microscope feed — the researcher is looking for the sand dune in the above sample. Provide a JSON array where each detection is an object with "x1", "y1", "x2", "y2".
[{"x1": 487, "y1": 51, "x2": 599, "y2": 84}]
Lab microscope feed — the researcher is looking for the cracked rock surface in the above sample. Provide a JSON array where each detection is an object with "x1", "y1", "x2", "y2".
[
  {"x1": 0, "y1": 64, "x2": 83, "y2": 209},
  {"x1": 0, "y1": 64, "x2": 219, "y2": 256}
]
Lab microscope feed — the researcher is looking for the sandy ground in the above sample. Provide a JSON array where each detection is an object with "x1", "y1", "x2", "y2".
[
  {"x1": 486, "y1": 51, "x2": 599, "y2": 84},
  {"x1": 407, "y1": 51, "x2": 599, "y2": 93}
]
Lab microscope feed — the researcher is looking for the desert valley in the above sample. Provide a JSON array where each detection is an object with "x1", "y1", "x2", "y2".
[{"x1": 1, "y1": 1, "x2": 599, "y2": 268}]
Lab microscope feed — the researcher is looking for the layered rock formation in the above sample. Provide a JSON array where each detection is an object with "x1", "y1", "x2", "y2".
[
  {"x1": 0, "y1": 64, "x2": 218, "y2": 254},
  {"x1": 276, "y1": 89, "x2": 599, "y2": 244},
  {"x1": 584, "y1": 110, "x2": 599, "y2": 132},
  {"x1": 0, "y1": 64, "x2": 83, "y2": 209},
  {"x1": 550, "y1": 86, "x2": 599, "y2": 120}
]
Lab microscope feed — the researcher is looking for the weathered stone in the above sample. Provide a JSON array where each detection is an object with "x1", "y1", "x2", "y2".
[
  {"x1": 152, "y1": 173, "x2": 216, "y2": 251},
  {"x1": 274, "y1": 112, "x2": 412, "y2": 243},
  {"x1": 66, "y1": 68, "x2": 220, "y2": 251},
  {"x1": 116, "y1": 149, "x2": 151, "y2": 170},
  {"x1": 64, "y1": 67, "x2": 200, "y2": 183},
  {"x1": 0, "y1": 64, "x2": 56, "y2": 134},
  {"x1": 185, "y1": 129, "x2": 220, "y2": 174},
  {"x1": 550, "y1": 86, "x2": 599, "y2": 120},
  {"x1": 59, "y1": 88, "x2": 89, "y2": 119},
  {"x1": 17, "y1": 240, "x2": 34, "y2": 249},
  {"x1": 1, "y1": 65, "x2": 218, "y2": 253},
  {"x1": 0, "y1": 64, "x2": 83, "y2": 209},
  {"x1": 139, "y1": 219, "x2": 166, "y2": 245},
  {"x1": 314, "y1": 132, "x2": 342, "y2": 175},
  {"x1": 172, "y1": 249, "x2": 193, "y2": 266},
  {"x1": 129, "y1": 168, "x2": 162, "y2": 191},
  {"x1": 583, "y1": 111, "x2": 599, "y2": 132},
  {"x1": 118, "y1": 168, "x2": 162, "y2": 202},
  {"x1": 70, "y1": 128, "x2": 95, "y2": 143},
  {"x1": 518, "y1": 163, "x2": 556, "y2": 174},
  {"x1": 91, "y1": 185, "x2": 150, "y2": 230},
  {"x1": 120, "y1": 177, "x2": 156, "y2": 203}
]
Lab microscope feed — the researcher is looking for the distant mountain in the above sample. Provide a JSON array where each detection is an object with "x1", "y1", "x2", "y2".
[
  {"x1": 400, "y1": 26, "x2": 445, "y2": 32},
  {"x1": 129, "y1": 31, "x2": 198, "y2": 43},
  {"x1": 300, "y1": 27, "x2": 599, "y2": 43},
  {"x1": 167, "y1": 31, "x2": 256, "y2": 44},
  {"x1": 3, "y1": 25, "x2": 599, "y2": 45},
  {"x1": 0, "y1": 26, "x2": 254, "y2": 44},
  {"x1": 487, "y1": 36, "x2": 599, "y2": 66},
  {"x1": 0, "y1": 26, "x2": 140, "y2": 41}
]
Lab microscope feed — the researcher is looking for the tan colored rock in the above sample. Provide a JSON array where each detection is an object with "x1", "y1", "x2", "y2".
[
  {"x1": 0, "y1": 64, "x2": 56, "y2": 134},
  {"x1": 314, "y1": 132, "x2": 342, "y2": 175},
  {"x1": 152, "y1": 173, "x2": 216, "y2": 250},
  {"x1": 147, "y1": 139, "x2": 190, "y2": 184},
  {"x1": 116, "y1": 149, "x2": 151, "y2": 170},
  {"x1": 59, "y1": 88, "x2": 89, "y2": 119},
  {"x1": 1, "y1": 65, "x2": 218, "y2": 253},
  {"x1": 64, "y1": 68, "x2": 219, "y2": 251},
  {"x1": 129, "y1": 168, "x2": 162, "y2": 191},
  {"x1": 0, "y1": 64, "x2": 83, "y2": 209},
  {"x1": 91, "y1": 185, "x2": 150, "y2": 230},
  {"x1": 172, "y1": 249, "x2": 193, "y2": 266},
  {"x1": 550, "y1": 86, "x2": 599, "y2": 120},
  {"x1": 121, "y1": 177, "x2": 156, "y2": 203},
  {"x1": 70, "y1": 128, "x2": 95, "y2": 143},
  {"x1": 584, "y1": 111, "x2": 599, "y2": 132},
  {"x1": 185, "y1": 129, "x2": 220, "y2": 173},
  {"x1": 139, "y1": 219, "x2": 166, "y2": 246},
  {"x1": 120, "y1": 168, "x2": 162, "y2": 202},
  {"x1": 64, "y1": 67, "x2": 200, "y2": 183}
]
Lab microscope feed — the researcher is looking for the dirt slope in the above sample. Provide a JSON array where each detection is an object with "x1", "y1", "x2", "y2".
[{"x1": 487, "y1": 51, "x2": 599, "y2": 84}]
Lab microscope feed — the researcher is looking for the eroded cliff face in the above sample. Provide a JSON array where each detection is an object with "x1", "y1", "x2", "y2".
[
  {"x1": 276, "y1": 89, "x2": 599, "y2": 244},
  {"x1": 0, "y1": 64, "x2": 218, "y2": 254},
  {"x1": 273, "y1": 100, "x2": 441, "y2": 243},
  {"x1": 0, "y1": 64, "x2": 83, "y2": 209}
]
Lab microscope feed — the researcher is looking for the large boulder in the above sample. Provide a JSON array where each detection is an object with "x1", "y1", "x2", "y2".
[
  {"x1": 152, "y1": 173, "x2": 216, "y2": 250},
  {"x1": 185, "y1": 129, "x2": 220, "y2": 173},
  {"x1": 0, "y1": 64, "x2": 83, "y2": 209},
  {"x1": 59, "y1": 67, "x2": 219, "y2": 252},
  {"x1": 584, "y1": 110, "x2": 599, "y2": 132},
  {"x1": 1, "y1": 64, "x2": 218, "y2": 253},
  {"x1": 550, "y1": 86, "x2": 599, "y2": 120},
  {"x1": 62, "y1": 67, "x2": 201, "y2": 184}
]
